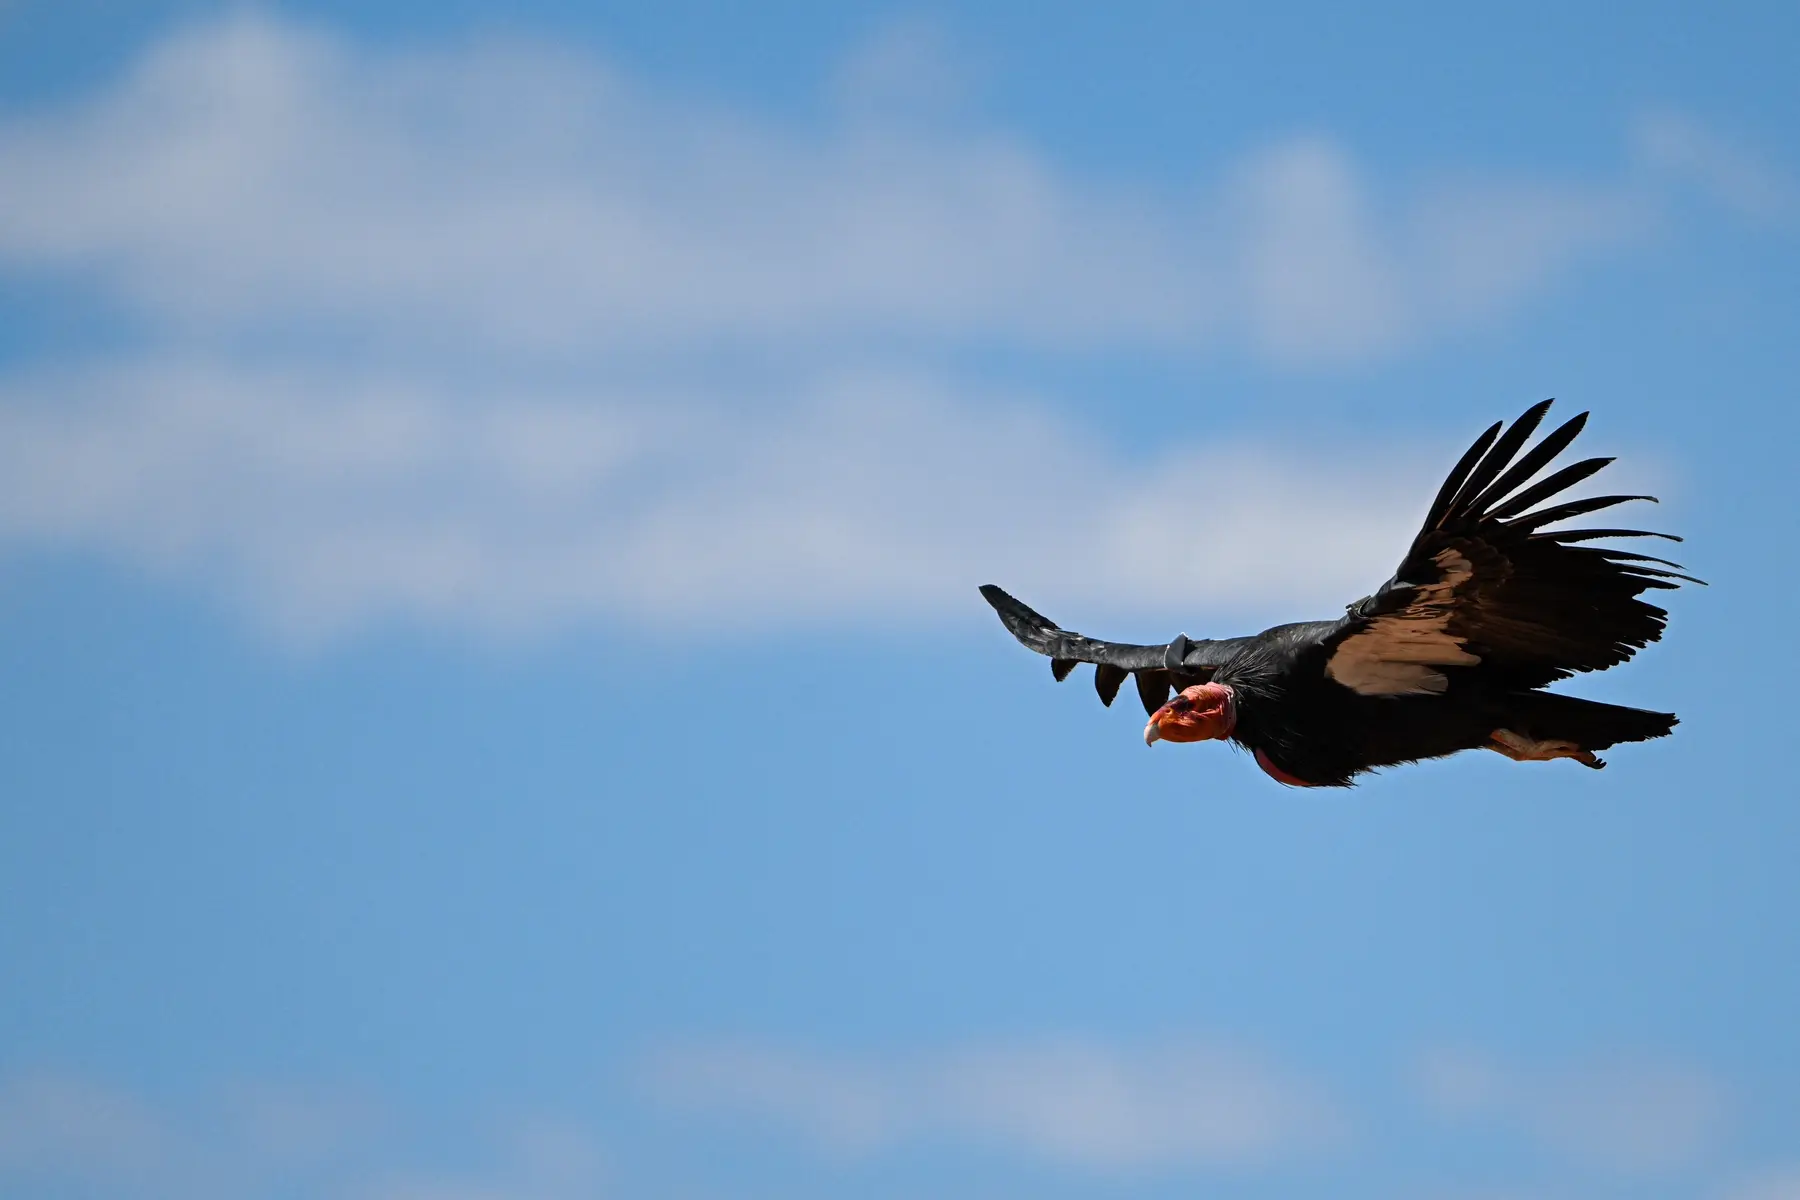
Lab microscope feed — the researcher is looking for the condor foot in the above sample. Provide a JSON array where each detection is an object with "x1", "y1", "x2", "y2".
[{"x1": 1488, "y1": 729, "x2": 1605, "y2": 769}]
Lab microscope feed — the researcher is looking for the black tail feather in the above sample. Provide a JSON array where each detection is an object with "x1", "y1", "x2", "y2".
[{"x1": 1500, "y1": 691, "x2": 1677, "y2": 751}]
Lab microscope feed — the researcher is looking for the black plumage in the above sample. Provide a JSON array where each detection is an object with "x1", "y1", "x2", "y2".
[{"x1": 980, "y1": 401, "x2": 1699, "y2": 787}]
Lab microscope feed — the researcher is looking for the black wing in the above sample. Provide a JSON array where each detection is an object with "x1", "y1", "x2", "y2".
[
  {"x1": 1323, "y1": 400, "x2": 1701, "y2": 697},
  {"x1": 979, "y1": 584, "x2": 1258, "y2": 715}
]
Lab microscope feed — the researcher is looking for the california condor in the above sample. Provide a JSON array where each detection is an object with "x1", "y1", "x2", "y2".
[{"x1": 980, "y1": 401, "x2": 1698, "y2": 787}]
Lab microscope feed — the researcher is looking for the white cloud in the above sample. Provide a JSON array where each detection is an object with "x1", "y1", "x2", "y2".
[
  {"x1": 0, "y1": 14, "x2": 1723, "y2": 640},
  {"x1": 1417, "y1": 1047, "x2": 1729, "y2": 1175},
  {"x1": 227, "y1": 1081, "x2": 389, "y2": 1166},
  {"x1": 0, "y1": 1071, "x2": 602, "y2": 1200},
  {"x1": 0, "y1": 1071, "x2": 175, "y2": 1181},
  {"x1": 0, "y1": 358, "x2": 1436, "y2": 641},
  {"x1": 1722, "y1": 1168, "x2": 1800, "y2": 1200},
  {"x1": 0, "y1": 11, "x2": 1653, "y2": 361},
  {"x1": 643, "y1": 1035, "x2": 1345, "y2": 1170},
  {"x1": 349, "y1": 1119, "x2": 607, "y2": 1200},
  {"x1": 830, "y1": 15, "x2": 973, "y2": 121},
  {"x1": 1636, "y1": 110, "x2": 1798, "y2": 225}
]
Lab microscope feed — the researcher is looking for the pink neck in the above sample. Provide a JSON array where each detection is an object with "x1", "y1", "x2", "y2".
[{"x1": 1215, "y1": 683, "x2": 1239, "y2": 738}]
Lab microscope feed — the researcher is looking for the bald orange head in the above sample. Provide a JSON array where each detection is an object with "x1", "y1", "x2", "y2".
[{"x1": 1144, "y1": 683, "x2": 1237, "y2": 746}]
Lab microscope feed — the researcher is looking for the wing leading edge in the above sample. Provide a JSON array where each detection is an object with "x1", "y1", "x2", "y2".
[{"x1": 978, "y1": 584, "x2": 1256, "y2": 714}]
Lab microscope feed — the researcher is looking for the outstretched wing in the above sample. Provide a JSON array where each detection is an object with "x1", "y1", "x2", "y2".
[
  {"x1": 979, "y1": 585, "x2": 1257, "y2": 715},
  {"x1": 1324, "y1": 400, "x2": 1701, "y2": 697}
]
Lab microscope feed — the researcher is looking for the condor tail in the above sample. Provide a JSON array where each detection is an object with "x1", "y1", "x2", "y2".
[{"x1": 1495, "y1": 691, "x2": 1677, "y2": 767}]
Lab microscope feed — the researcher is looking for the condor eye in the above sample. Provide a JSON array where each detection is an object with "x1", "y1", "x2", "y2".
[{"x1": 1170, "y1": 698, "x2": 1192, "y2": 712}]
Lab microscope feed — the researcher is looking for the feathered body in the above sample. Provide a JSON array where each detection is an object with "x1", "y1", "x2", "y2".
[{"x1": 981, "y1": 402, "x2": 1697, "y2": 787}]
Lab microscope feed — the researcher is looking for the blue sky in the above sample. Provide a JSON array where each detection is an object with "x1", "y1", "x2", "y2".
[{"x1": 1, "y1": 2, "x2": 1797, "y2": 1198}]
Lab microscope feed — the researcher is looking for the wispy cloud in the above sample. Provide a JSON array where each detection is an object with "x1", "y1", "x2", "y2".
[
  {"x1": 0, "y1": 13, "x2": 1652, "y2": 362},
  {"x1": 1417, "y1": 1046, "x2": 1730, "y2": 1175},
  {"x1": 643, "y1": 1035, "x2": 1345, "y2": 1170},
  {"x1": 0, "y1": 1071, "x2": 175, "y2": 1183},
  {"x1": 0, "y1": 1052, "x2": 1761, "y2": 1196},
  {"x1": 0, "y1": 358, "x2": 1438, "y2": 640},
  {"x1": 346, "y1": 1115, "x2": 607, "y2": 1200},
  {"x1": 1722, "y1": 1168, "x2": 1800, "y2": 1200},
  {"x1": 1636, "y1": 110, "x2": 1798, "y2": 226},
  {"x1": 0, "y1": 13, "x2": 1732, "y2": 640},
  {"x1": 0, "y1": 1071, "x2": 603, "y2": 1200}
]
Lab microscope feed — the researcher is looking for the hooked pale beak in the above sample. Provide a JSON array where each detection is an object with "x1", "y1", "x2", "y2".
[{"x1": 1139, "y1": 684, "x2": 1236, "y2": 747}]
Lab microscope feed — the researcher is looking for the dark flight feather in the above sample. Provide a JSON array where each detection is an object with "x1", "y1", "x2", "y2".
[
  {"x1": 1538, "y1": 527, "x2": 1682, "y2": 544},
  {"x1": 1094, "y1": 664, "x2": 1128, "y2": 706},
  {"x1": 1463, "y1": 411, "x2": 1591, "y2": 518},
  {"x1": 1422, "y1": 419, "x2": 1503, "y2": 531},
  {"x1": 1486, "y1": 456, "x2": 1614, "y2": 521},
  {"x1": 1135, "y1": 670, "x2": 1172, "y2": 716},
  {"x1": 1510, "y1": 494, "x2": 1658, "y2": 532},
  {"x1": 1442, "y1": 398, "x2": 1554, "y2": 522}
]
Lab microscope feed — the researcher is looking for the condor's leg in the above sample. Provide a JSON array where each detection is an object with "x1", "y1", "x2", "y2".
[
  {"x1": 1488, "y1": 728, "x2": 1605, "y2": 769},
  {"x1": 1484, "y1": 691, "x2": 1675, "y2": 770}
]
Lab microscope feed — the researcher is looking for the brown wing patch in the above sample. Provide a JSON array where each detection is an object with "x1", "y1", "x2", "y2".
[{"x1": 1325, "y1": 548, "x2": 1482, "y2": 696}]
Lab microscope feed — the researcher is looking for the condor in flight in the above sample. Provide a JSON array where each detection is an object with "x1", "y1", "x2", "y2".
[{"x1": 981, "y1": 401, "x2": 1698, "y2": 787}]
